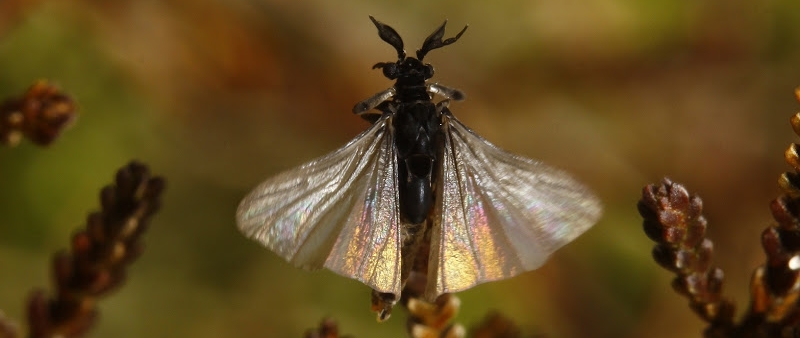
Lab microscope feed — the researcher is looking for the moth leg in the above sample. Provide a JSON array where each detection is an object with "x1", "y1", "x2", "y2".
[
  {"x1": 358, "y1": 101, "x2": 397, "y2": 124},
  {"x1": 435, "y1": 99, "x2": 451, "y2": 114},
  {"x1": 353, "y1": 87, "x2": 396, "y2": 114},
  {"x1": 358, "y1": 111, "x2": 382, "y2": 124},
  {"x1": 428, "y1": 83, "x2": 465, "y2": 101},
  {"x1": 371, "y1": 290, "x2": 397, "y2": 321}
]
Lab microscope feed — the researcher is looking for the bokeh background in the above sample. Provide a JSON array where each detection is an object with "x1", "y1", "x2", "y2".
[{"x1": 1, "y1": 0, "x2": 799, "y2": 337}]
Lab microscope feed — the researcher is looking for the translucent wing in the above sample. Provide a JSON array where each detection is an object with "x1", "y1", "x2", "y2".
[
  {"x1": 236, "y1": 115, "x2": 403, "y2": 295},
  {"x1": 427, "y1": 113, "x2": 602, "y2": 298}
]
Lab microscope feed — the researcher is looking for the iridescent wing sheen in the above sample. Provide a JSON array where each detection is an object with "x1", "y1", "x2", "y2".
[
  {"x1": 426, "y1": 113, "x2": 602, "y2": 299},
  {"x1": 236, "y1": 115, "x2": 403, "y2": 296}
]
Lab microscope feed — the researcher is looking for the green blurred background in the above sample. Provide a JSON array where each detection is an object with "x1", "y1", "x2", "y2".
[{"x1": 1, "y1": 0, "x2": 799, "y2": 337}]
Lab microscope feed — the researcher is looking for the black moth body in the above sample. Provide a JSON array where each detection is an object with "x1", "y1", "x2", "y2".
[
  {"x1": 355, "y1": 17, "x2": 467, "y2": 228},
  {"x1": 237, "y1": 17, "x2": 602, "y2": 321}
]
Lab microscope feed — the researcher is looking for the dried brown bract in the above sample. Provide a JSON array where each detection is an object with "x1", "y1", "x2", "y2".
[
  {"x1": 405, "y1": 294, "x2": 464, "y2": 338},
  {"x1": 303, "y1": 318, "x2": 347, "y2": 338},
  {"x1": 0, "y1": 311, "x2": 18, "y2": 338},
  {"x1": 25, "y1": 161, "x2": 165, "y2": 338},
  {"x1": 470, "y1": 312, "x2": 539, "y2": 338},
  {"x1": 0, "y1": 80, "x2": 77, "y2": 146}
]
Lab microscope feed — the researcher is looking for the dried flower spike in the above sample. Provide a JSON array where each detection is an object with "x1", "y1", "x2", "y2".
[
  {"x1": 0, "y1": 80, "x2": 77, "y2": 146},
  {"x1": 734, "y1": 103, "x2": 800, "y2": 333},
  {"x1": 26, "y1": 161, "x2": 164, "y2": 338},
  {"x1": 637, "y1": 178, "x2": 736, "y2": 335},
  {"x1": 470, "y1": 312, "x2": 528, "y2": 338},
  {"x1": 639, "y1": 88, "x2": 800, "y2": 337}
]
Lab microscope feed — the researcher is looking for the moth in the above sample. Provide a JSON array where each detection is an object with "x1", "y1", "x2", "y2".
[{"x1": 237, "y1": 16, "x2": 602, "y2": 319}]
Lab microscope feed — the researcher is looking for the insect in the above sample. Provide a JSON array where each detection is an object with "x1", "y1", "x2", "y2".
[{"x1": 237, "y1": 16, "x2": 602, "y2": 319}]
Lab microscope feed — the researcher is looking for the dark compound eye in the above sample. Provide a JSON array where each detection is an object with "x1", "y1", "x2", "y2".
[
  {"x1": 383, "y1": 63, "x2": 400, "y2": 79},
  {"x1": 423, "y1": 64, "x2": 434, "y2": 79}
]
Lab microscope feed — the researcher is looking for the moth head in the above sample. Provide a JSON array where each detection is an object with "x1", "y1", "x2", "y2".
[{"x1": 368, "y1": 16, "x2": 467, "y2": 81}]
